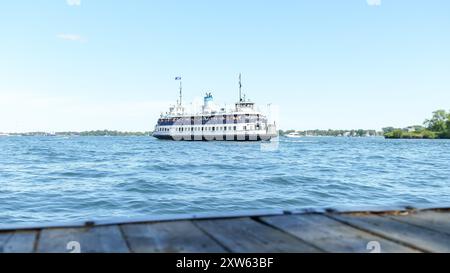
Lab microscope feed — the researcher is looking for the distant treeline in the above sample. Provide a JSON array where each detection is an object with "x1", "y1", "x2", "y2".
[
  {"x1": 8, "y1": 130, "x2": 152, "y2": 137},
  {"x1": 384, "y1": 110, "x2": 450, "y2": 139},
  {"x1": 279, "y1": 129, "x2": 381, "y2": 137}
]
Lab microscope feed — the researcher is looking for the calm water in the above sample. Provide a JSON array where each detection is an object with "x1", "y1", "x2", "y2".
[{"x1": 1, "y1": 136, "x2": 449, "y2": 226}]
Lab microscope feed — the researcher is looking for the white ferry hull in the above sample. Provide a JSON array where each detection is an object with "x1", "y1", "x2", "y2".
[{"x1": 152, "y1": 132, "x2": 277, "y2": 141}]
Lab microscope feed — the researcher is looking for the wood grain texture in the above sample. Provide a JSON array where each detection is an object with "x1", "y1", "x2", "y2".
[
  {"x1": 388, "y1": 211, "x2": 450, "y2": 236},
  {"x1": 194, "y1": 217, "x2": 321, "y2": 253},
  {"x1": 0, "y1": 231, "x2": 37, "y2": 253},
  {"x1": 2, "y1": 209, "x2": 449, "y2": 253},
  {"x1": 261, "y1": 214, "x2": 420, "y2": 253},
  {"x1": 37, "y1": 225, "x2": 129, "y2": 253},
  {"x1": 331, "y1": 214, "x2": 450, "y2": 253},
  {"x1": 121, "y1": 220, "x2": 227, "y2": 253}
]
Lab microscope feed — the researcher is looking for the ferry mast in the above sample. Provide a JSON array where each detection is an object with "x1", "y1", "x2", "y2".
[
  {"x1": 239, "y1": 73, "x2": 242, "y2": 102},
  {"x1": 175, "y1": 76, "x2": 182, "y2": 106}
]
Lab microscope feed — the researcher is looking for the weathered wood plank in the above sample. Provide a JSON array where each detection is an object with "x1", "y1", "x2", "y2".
[
  {"x1": 37, "y1": 225, "x2": 129, "y2": 253},
  {"x1": 331, "y1": 214, "x2": 450, "y2": 253},
  {"x1": 0, "y1": 233, "x2": 12, "y2": 251},
  {"x1": 194, "y1": 217, "x2": 321, "y2": 253},
  {"x1": 121, "y1": 220, "x2": 227, "y2": 253},
  {"x1": 0, "y1": 231, "x2": 37, "y2": 253},
  {"x1": 388, "y1": 211, "x2": 450, "y2": 236},
  {"x1": 260, "y1": 214, "x2": 420, "y2": 253}
]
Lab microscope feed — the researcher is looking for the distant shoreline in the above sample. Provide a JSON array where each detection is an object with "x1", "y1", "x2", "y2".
[
  {"x1": 382, "y1": 110, "x2": 450, "y2": 139},
  {"x1": 0, "y1": 130, "x2": 152, "y2": 137}
]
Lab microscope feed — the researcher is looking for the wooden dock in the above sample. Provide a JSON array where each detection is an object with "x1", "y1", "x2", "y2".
[{"x1": 1, "y1": 207, "x2": 449, "y2": 253}]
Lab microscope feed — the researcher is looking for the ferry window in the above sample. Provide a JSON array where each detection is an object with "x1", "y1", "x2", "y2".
[
  {"x1": 243, "y1": 126, "x2": 247, "y2": 130},
  {"x1": 212, "y1": 127, "x2": 215, "y2": 131},
  {"x1": 233, "y1": 126, "x2": 236, "y2": 130},
  {"x1": 224, "y1": 127, "x2": 227, "y2": 131}
]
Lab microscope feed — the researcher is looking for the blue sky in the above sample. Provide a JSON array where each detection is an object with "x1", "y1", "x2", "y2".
[{"x1": 0, "y1": 0, "x2": 449, "y2": 132}]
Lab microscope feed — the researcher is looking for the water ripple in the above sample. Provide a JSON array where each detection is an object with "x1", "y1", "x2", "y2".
[{"x1": 0, "y1": 136, "x2": 449, "y2": 226}]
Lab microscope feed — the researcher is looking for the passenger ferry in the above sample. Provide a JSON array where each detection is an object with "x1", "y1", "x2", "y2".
[{"x1": 152, "y1": 75, "x2": 277, "y2": 141}]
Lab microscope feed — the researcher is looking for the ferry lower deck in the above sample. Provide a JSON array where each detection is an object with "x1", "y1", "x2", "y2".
[
  {"x1": 153, "y1": 134, "x2": 271, "y2": 141},
  {"x1": 153, "y1": 123, "x2": 277, "y2": 141}
]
